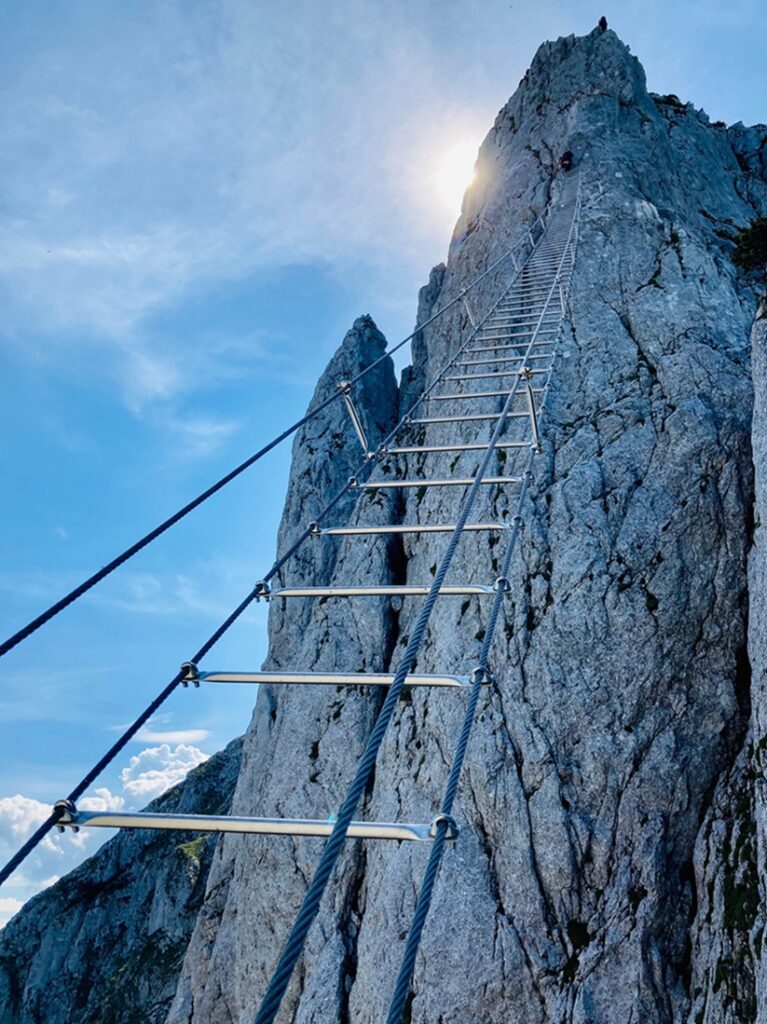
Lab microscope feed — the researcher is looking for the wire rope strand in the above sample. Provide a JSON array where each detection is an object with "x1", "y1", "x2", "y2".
[
  {"x1": 252, "y1": 208, "x2": 561, "y2": 1024},
  {"x1": 0, "y1": 214, "x2": 548, "y2": 663},
  {"x1": 386, "y1": 186, "x2": 581, "y2": 1023},
  {"x1": 0, "y1": 240, "x2": 536, "y2": 889}
]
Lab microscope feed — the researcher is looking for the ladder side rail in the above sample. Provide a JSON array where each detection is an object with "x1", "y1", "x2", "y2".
[
  {"x1": 0, "y1": 196, "x2": 565, "y2": 889},
  {"x1": 252, "y1": 253, "x2": 560, "y2": 1023},
  {"x1": 386, "y1": 188, "x2": 582, "y2": 1023},
  {"x1": 0, "y1": 207, "x2": 550, "y2": 662}
]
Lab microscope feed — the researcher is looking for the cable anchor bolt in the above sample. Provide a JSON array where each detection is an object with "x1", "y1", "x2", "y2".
[
  {"x1": 254, "y1": 580, "x2": 271, "y2": 602},
  {"x1": 54, "y1": 799, "x2": 78, "y2": 833},
  {"x1": 429, "y1": 813, "x2": 460, "y2": 841},
  {"x1": 308, "y1": 521, "x2": 321, "y2": 538},
  {"x1": 180, "y1": 661, "x2": 200, "y2": 688},
  {"x1": 336, "y1": 380, "x2": 371, "y2": 457},
  {"x1": 520, "y1": 367, "x2": 543, "y2": 454},
  {"x1": 470, "y1": 666, "x2": 494, "y2": 686},
  {"x1": 494, "y1": 576, "x2": 512, "y2": 594},
  {"x1": 462, "y1": 294, "x2": 476, "y2": 329}
]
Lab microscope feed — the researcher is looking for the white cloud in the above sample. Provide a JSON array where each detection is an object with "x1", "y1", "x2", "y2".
[
  {"x1": 136, "y1": 729, "x2": 210, "y2": 745},
  {"x1": 0, "y1": 794, "x2": 53, "y2": 840},
  {"x1": 0, "y1": 897, "x2": 23, "y2": 929},
  {"x1": 0, "y1": 794, "x2": 65, "y2": 856},
  {"x1": 119, "y1": 743, "x2": 209, "y2": 801},
  {"x1": 78, "y1": 787, "x2": 125, "y2": 813}
]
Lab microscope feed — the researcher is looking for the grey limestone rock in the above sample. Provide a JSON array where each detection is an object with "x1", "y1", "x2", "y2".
[
  {"x1": 3, "y1": 24, "x2": 767, "y2": 1024},
  {"x1": 0, "y1": 739, "x2": 242, "y2": 1024},
  {"x1": 169, "y1": 27, "x2": 767, "y2": 1024},
  {"x1": 749, "y1": 305, "x2": 767, "y2": 1023}
]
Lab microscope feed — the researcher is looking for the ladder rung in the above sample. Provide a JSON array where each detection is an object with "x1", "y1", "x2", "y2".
[
  {"x1": 490, "y1": 298, "x2": 558, "y2": 310},
  {"x1": 433, "y1": 389, "x2": 542, "y2": 401},
  {"x1": 411, "y1": 412, "x2": 530, "y2": 423},
  {"x1": 268, "y1": 584, "x2": 496, "y2": 598},
  {"x1": 487, "y1": 309, "x2": 561, "y2": 317},
  {"x1": 468, "y1": 340, "x2": 556, "y2": 352},
  {"x1": 456, "y1": 354, "x2": 552, "y2": 366},
  {"x1": 494, "y1": 296, "x2": 551, "y2": 306},
  {"x1": 359, "y1": 477, "x2": 522, "y2": 489},
  {"x1": 478, "y1": 318, "x2": 559, "y2": 329},
  {"x1": 481, "y1": 321, "x2": 548, "y2": 329},
  {"x1": 57, "y1": 810, "x2": 451, "y2": 842},
  {"x1": 196, "y1": 670, "x2": 472, "y2": 687},
  {"x1": 445, "y1": 371, "x2": 546, "y2": 382},
  {"x1": 318, "y1": 522, "x2": 510, "y2": 535},
  {"x1": 473, "y1": 330, "x2": 559, "y2": 342},
  {"x1": 384, "y1": 441, "x2": 526, "y2": 453}
]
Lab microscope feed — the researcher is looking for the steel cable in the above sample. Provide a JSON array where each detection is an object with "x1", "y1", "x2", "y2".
[
  {"x1": 386, "y1": 185, "x2": 582, "y2": 1023},
  {"x1": 0, "y1": 214, "x2": 551, "y2": 890},
  {"x1": 0, "y1": 214, "x2": 547, "y2": 662},
  {"x1": 252, "y1": 211, "x2": 562, "y2": 1024}
]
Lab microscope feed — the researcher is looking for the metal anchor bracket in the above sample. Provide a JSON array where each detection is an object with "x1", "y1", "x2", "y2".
[
  {"x1": 254, "y1": 580, "x2": 271, "y2": 602},
  {"x1": 429, "y1": 813, "x2": 460, "y2": 841},
  {"x1": 519, "y1": 366, "x2": 543, "y2": 454},
  {"x1": 470, "y1": 666, "x2": 495, "y2": 686},
  {"x1": 336, "y1": 380, "x2": 372, "y2": 457},
  {"x1": 54, "y1": 799, "x2": 79, "y2": 833},
  {"x1": 462, "y1": 294, "x2": 476, "y2": 329},
  {"x1": 180, "y1": 661, "x2": 200, "y2": 688}
]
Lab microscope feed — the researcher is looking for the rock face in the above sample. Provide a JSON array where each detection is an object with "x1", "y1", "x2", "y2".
[
  {"x1": 749, "y1": 305, "x2": 767, "y2": 1024},
  {"x1": 2, "y1": 24, "x2": 767, "y2": 1024},
  {"x1": 0, "y1": 739, "x2": 242, "y2": 1024}
]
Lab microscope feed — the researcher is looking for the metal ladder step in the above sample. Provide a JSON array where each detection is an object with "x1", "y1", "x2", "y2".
[
  {"x1": 433, "y1": 388, "x2": 544, "y2": 401},
  {"x1": 492, "y1": 295, "x2": 553, "y2": 306},
  {"x1": 456, "y1": 353, "x2": 552, "y2": 367},
  {"x1": 55, "y1": 808, "x2": 456, "y2": 842},
  {"x1": 316, "y1": 522, "x2": 510, "y2": 535},
  {"x1": 384, "y1": 441, "x2": 527, "y2": 453},
  {"x1": 484, "y1": 315, "x2": 551, "y2": 325},
  {"x1": 468, "y1": 337, "x2": 557, "y2": 351},
  {"x1": 268, "y1": 584, "x2": 496, "y2": 598},
  {"x1": 481, "y1": 314, "x2": 560, "y2": 325},
  {"x1": 473, "y1": 330, "x2": 559, "y2": 343},
  {"x1": 410, "y1": 411, "x2": 530, "y2": 423},
  {"x1": 358, "y1": 476, "x2": 522, "y2": 490},
  {"x1": 445, "y1": 370, "x2": 546, "y2": 382},
  {"x1": 190, "y1": 669, "x2": 472, "y2": 688}
]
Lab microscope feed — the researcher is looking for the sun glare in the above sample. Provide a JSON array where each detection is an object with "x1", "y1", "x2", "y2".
[{"x1": 435, "y1": 140, "x2": 478, "y2": 213}]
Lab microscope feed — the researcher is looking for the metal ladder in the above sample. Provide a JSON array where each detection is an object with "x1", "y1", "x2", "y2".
[{"x1": 55, "y1": 188, "x2": 581, "y2": 845}]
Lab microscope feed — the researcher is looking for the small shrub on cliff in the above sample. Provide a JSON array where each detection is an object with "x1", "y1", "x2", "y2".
[{"x1": 733, "y1": 217, "x2": 767, "y2": 283}]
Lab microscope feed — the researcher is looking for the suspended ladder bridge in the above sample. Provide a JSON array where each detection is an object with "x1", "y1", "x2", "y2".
[{"x1": 0, "y1": 175, "x2": 582, "y2": 1023}]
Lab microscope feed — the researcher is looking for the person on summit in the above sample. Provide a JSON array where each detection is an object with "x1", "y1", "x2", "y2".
[
  {"x1": 559, "y1": 150, "x2": 574, "y2": 172},
  {"x1": 598, "y1": 15, "x2": 608, "y2": 31}
]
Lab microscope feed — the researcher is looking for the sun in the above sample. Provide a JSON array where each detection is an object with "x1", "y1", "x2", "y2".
[{"x1": 435, "y1": 140, "x2": 478, "y2": 213}]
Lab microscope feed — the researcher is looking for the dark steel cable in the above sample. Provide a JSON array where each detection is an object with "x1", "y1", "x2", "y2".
[
  {"x1": 0, "y1": 215, "x2": 547, "y2": 662},
  {"x1": 386, "y1": 187, "x2": 582, "y2": 1023},
  {"x1": 252, "y1": 294, "x2": 546, "y2": 1023}
]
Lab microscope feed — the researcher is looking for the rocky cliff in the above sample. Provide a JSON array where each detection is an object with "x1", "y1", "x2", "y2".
[
  {"x1": 0, "y1": 739, "x2": 243, "y2": 1024},
  {"x1": 3, "y1": 23, "x2": 767, "y2": 1024}
]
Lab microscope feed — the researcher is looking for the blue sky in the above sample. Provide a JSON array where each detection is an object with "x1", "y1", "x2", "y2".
[{"x1": 1, "y1": 0, "x2": 765, "y2": 924}]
